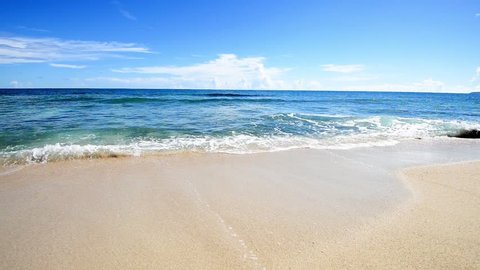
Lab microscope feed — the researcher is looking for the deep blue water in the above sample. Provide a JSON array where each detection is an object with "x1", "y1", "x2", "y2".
[{"x1": 1, "y1": 89, "x2": 479, "y2": 164}]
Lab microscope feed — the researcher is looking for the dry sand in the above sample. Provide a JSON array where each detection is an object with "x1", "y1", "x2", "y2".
[
  {"x1": 328, "y1": 161, "x2": 480, "y2": 269},
  {"x1": 0, "y1": 145, "x2": 479, "y2": 269}
]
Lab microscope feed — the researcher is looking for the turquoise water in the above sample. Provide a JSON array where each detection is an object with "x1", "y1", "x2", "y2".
[{"x1": 1, "y1": 89, "x2": 479, "y2": 164}]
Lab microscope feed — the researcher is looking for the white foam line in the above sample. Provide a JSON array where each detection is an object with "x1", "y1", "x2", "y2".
[
  {"x1": 188, "y1": 181, "x2": 265, "y2": 269},
  {"x1": 287, "y1": 113, "x2": 324, "y2": 127},
  {"x1": 4, "y1": 115, "x2": 479, "y2": 163}
]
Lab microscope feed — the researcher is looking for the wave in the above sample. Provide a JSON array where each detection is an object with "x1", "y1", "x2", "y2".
[
  {"x1": 0, "y1": 135, "x2": 399, "y2": 165},
  {"x1": 184, "y1": 97, "x2": 286, "y2": 103},
  {"x1": 13, "y1": 95, "x2": 334, "y2": 106},
  {"x1": 99, "y1": 97, "x2": 286, "y2": 104},
  {"x1": 1, "y1": 115, "x2": 478, "y2": 165},
  {"x1": 104, "y1": 97, "x2": 165, "y2": 104},
  {"x1": 277, "y1": 114, "x2": 480, "y2": 137},
  {"x1": 202, "y1": 93, "x2": 261, "y2": 97}
]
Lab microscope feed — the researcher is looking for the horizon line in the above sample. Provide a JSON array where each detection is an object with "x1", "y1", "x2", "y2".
[{"x1": 0, "y1": 87, "x2": 476, "y2": 95}]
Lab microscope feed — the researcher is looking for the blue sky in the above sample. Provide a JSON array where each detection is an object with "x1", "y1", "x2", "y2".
[{"x1": 0, "y1": 0, "x2": 479, "y2": 92}]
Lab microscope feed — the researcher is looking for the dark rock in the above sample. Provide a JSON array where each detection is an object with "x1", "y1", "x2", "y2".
[{"x1": 448, "y1": 129, "x2": 480, "y2": 139}]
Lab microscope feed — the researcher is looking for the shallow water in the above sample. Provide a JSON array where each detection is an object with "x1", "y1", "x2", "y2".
[{"x1": 1, "y1": 89, "x2": 479, "y2": 164}]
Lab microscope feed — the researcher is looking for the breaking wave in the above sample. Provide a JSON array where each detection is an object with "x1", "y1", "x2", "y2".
[{"x1": 1, "y1": 115, "x2": 478, "y2": 165}]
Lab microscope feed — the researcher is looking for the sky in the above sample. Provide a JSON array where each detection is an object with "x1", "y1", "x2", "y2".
[{"x1": 0, "y1": 0, "x2": 479, "y2": 92}]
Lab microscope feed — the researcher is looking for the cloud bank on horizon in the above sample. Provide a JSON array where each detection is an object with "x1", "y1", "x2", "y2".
[{"x1": 0, "y1": 0, "x2": 479, "y2": 92}]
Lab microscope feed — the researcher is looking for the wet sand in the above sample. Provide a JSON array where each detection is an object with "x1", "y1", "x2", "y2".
[{"x1": 0, "y1": 141, "x2": 479, "y2": 269}]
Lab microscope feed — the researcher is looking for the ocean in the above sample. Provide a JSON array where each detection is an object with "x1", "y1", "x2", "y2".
[{"x1": 1, "y1": 89, "x2": 479, "y2": 164}]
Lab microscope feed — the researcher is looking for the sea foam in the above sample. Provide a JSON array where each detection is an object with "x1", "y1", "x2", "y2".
[
  {"x1": 2, "y1": 89, "x2": 479, "y2": 164},
  {"x1": 1, "y1": 116, "x2": 478, "y2": 165}
]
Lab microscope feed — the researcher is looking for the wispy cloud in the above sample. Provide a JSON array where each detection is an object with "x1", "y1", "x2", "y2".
[
  {"x1": 49, "y1": 63, "x2": 86, "y2": 69},
  {"x1": 0, "y1": 36, "x2": 150, "y2": 64},
  {"x1": 475, "y1": 13, "x2": 480, "y2": 17},
  {"x1": 119, "y1": 9, "x2": 136, "y2": 21},
  {"x1": 17, "y1": 25, "x2": 50, "y2": 33},
  {"x1": 112, "y1": 1, "x2": 137, "y2": 21},
  {"x1": 321, "y1": 64, "x2": 365, "y2": 73}
]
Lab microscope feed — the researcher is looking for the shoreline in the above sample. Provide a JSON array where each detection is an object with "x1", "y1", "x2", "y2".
[
  {"x1": 0, "y1": 137, "x2": 477, "y2": 167},
  {"x1": 0, "y1": 141, "x2": 479, "y2": 269}
]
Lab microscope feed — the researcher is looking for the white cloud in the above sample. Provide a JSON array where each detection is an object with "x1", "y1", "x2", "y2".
[
  {"x1": 321, "y1": 64, "x2": 364, "y2": 73},
  {"x1": 331, "y1": 75, "x2": 377, "y2": 82},
  {"x1": 88, "y1": 76, "x2": 324, "y2": 90},
  {"x1": 8, "y1": 80, "x2": 32, "y2": 88},
  {"x1": 340, "y1": 78, "x2": 447, "y2": 92},
  {"x1": 413, "y1": 78, "x2": 444, "y2": 89},
  {"x1": 90, "y1": 54, "x2": 468, "y2": 92},
  {"x1": 111, "y1": 54, "x2": 292, "y2": 89},
  {"x1": 475, "y1": 13, "x2": 480, "y2": 17},
  {"x1": 470, "y1": 67, "x2": 480, "y2": 82},
  {"x1": 0, "y1": 36, "x2": 149, "y2": 64},
  {"x1": 49, "y1": 63, "x2": 86, "y2": 69},
  {"x1": 9, "y1": 80, "x2": 19, "y2": 88},
  {"x1": 470, "y1": 67, "x2": 480, "y2": 92}
]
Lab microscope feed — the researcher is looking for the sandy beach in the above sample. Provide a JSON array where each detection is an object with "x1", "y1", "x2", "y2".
[
  {"x1": 0, "y1": 140, "x2": 479, "y2": 269},
  {"x1": 2, "y1": 0, "x2": 480, "y2": 268},
  {"x1": 328, "y1": 161, "x2": 480, "y2": 269}
]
